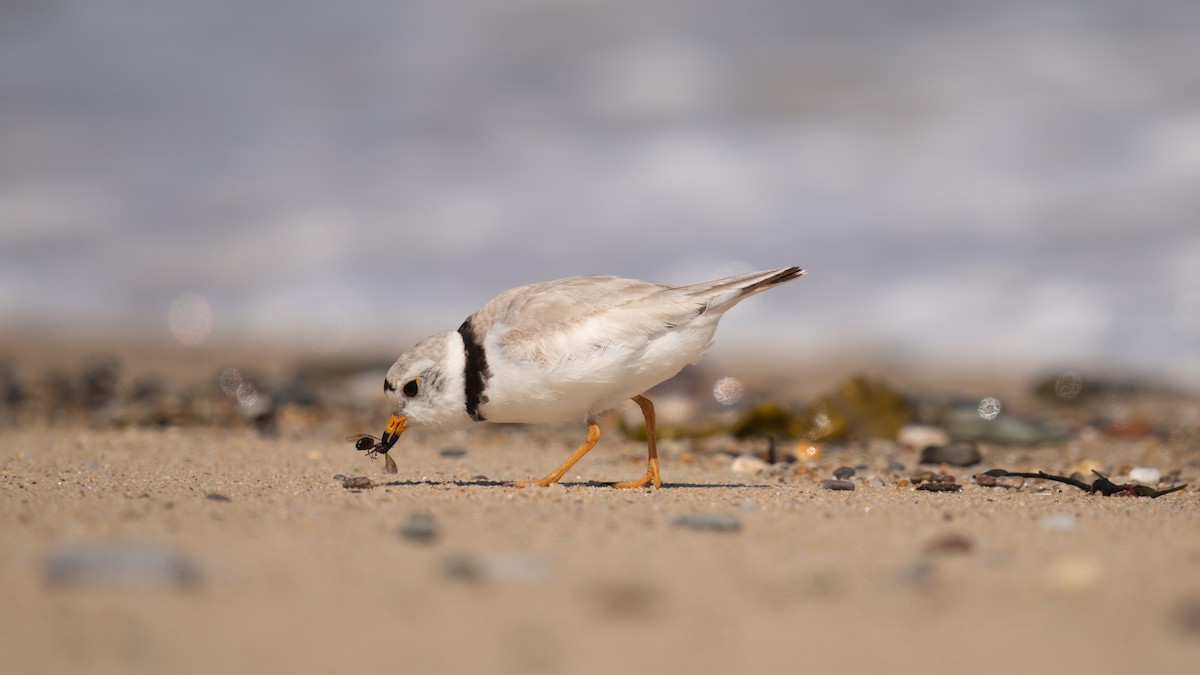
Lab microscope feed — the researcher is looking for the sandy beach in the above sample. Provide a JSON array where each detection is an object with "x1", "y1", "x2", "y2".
[
  {"x1": 6, "y1": 2, "x2": 1199, "y2": 672},
  {"x1": 3, "y1": 382, "x2": 1199, "y2": 675}
]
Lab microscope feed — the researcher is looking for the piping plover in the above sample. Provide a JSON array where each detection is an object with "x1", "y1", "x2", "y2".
[{"x1": 377, "y1": 266, "x2": 804, "y2": 488}]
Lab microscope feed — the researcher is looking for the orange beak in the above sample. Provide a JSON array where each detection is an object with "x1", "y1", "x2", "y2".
[{"x1": 380, "y1": 414, "x2": 406, "y2": 453}]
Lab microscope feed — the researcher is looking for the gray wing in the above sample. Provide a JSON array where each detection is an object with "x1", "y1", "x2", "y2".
[
  {"x1": 470, "y1": 268, "x2": 802, "y2": 365},
  {"x1": 471, "y1": 276, "x2": 691, "y2": 352}
]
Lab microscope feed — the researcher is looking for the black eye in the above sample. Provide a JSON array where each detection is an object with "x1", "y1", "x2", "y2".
[{"x1": 402, "y1": 379, "x2": 419, "y2": 397}]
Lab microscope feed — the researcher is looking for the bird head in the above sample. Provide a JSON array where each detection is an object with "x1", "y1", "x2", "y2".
[{"x1": 379, "y1": 332, "x2": 468, "y2": 452}]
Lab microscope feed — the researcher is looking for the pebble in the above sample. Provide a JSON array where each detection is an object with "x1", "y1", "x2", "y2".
[
  {"x1": 332, "y1": 474, "x2": 347, "y2": 482},
  {"x1": 342, "y1": 476, "x2": 373, "y2": 490},
  {"x1": 819, "y1": 479, "x2": 855, "y2": 491},
  {"x1": 1127, "y1": 467, "x2": 1161, "y2": 485},
  {"x1": 442, "y1": 553, "x2": 548, "y2": 583},
  {"x1": 897, "y1": 424, "x2": 950, "y2": 449},
  {"x1": 1044, "y1": 556, "x2": 1103, "y2": 593},
  {"x1": 730, "y1": 455, "x2": 771, "y2": 474},
  {"x1": 832, "y1": 466, "x2": 856, "y2": 480},
  {"x1": 1039, "y1": 514, "x2": 1078, "y2": 531},
  {"x1": 939, "y1": 407, "x2": 1062, "y2": 444},
  {"x1": 919, "y1": 441, "x2": 982, "y2": 467},
  {"x1": 441, "y1": 554, "x2": 481, "y2": 582},
  {"x1": 671, "y1": 513, "x2": 742, "y2": 532},
  {"x1": 1175, "y1": 598, "x2": 1200, "y2": 636},
  {"x1": 1068, "y1": 459, "x2": 1104, "y2": 477},
  {"x1": 974, "y1": 472, "x2": 1024, "y2": 489},
  {"x1": 909, "y1": 471, "x2": 939, "y2": 484},
  {"x1": 439, "y1": 447, "x2": 468, "y2": 458},
  {"x1": 399, "y1": 512, "x2": 438, "y2": 543},
  {"x1": 205, "y1": 492, "x2": 232, "y2": 502},
  {"x1": 924, "y1": 532, "x2": 974, "y2": 555},
  {"x1": 44, "y1": 545, "x2": 200, "y2": 588},
  {"x1": 916, "y1": 482, "x2": 963, "y2": 493}
]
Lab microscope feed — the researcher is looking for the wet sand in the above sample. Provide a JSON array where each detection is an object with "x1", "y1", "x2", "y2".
[{"x1": 3, "y1": 418, "x2": 1199, "y2": 675}]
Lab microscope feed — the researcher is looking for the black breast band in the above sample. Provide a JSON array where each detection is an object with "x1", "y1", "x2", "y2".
[{"x1": 457, "y1": 317, "x2": 490, "y2": 421}]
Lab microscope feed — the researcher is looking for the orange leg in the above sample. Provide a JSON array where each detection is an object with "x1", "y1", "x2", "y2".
[
  {"x1": 611, "y1": 395, "x2": 661, "y2": 489},
  {"x1": 512, "y1": 416, "x2": 602, "y2": 487}
]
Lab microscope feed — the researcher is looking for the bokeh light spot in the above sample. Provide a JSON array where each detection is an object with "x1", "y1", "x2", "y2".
[
  {"x1": 977, "y1": 396, "x2": 1002, "y2": 420},
  {"x1": 812, "y1": 411, "x2": 833, "y2": 435},
  {"x1": 1054, "y1": 371, "x2": 1083, "y2": 401},
  {"x1": 711, "y1": 376, "x2": 744, "y2": 406},
  {"x1": 219, "y1": 367, "x2": 243, "y2": 396},
  {"x1": 235, "y1": 382, "x2": 259, "y2": 408},
  {"x1": 167, "y1": 292, "x2": 212, "y2": 347},
  {"x1": 218, "y1": 367, "x2": 259, "y2": 408}
]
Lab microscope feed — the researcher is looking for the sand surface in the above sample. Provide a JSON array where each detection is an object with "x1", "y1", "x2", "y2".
[{"x1": 3, "y1": 417, "x2": 1199, "y2": 675}]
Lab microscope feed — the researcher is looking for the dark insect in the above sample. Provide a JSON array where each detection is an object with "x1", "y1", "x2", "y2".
[{"x1": 346, "y1": 434, "x2": 399, "y2": 474}]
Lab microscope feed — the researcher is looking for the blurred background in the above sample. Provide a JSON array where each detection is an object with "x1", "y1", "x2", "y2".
[{"x1": 3, "y1": 0, "x2": 1199, "y2": 387}]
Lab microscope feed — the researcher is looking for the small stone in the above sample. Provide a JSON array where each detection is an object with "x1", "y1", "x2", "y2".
[
  {"x1": 939, "y1": 406, "x2": 1062, "y2": 444},
  {"x1": 590, "y1": 582, "x2": 657, "y2": 618},
  {"x1": 442, "y1": 553, "x2": 549, "y2": 583},
  {"x1": 832, "y1": 466, "x2": 856, "y2": 480},
  {"x1": 477, "y1": 553, "x2": 549, "y2": 583},
  {"x1": 910, "y1": 470, "x2": 938, "y2": 484},
  {"x1": 439, "y1": 447, "x2": 468, "y2": 458},
  {"x1": 897, "y1": 424, "x2": 951, "y2": 449},
  {"x1": 1039, "y1": 514, "x2": 1077, "y2": 531},
  {"x1": 671, "y1": 513, "x2": 742, "y2": 532},
  {"x1": 1044, "y1": 556, "x2": 1103, "y2": 593},
  {"x1": 441, "y1": 554, "x2": 481, "y2": 581},
  {"x1": 867, "y1": 475, "x2": 887, "y2": 488},
  {"x1": 205, "y1": 492, "x2": 231, "y2": 502},
  {"x1": 919, "y1": 441, "x2": 982, "y2": 467},
  {"x1": 1068, "y1": 459, "x2": 1104, "y2": 476},
  {"x1": 1174, "y1": 598, "x2": 1200, "y2": 636},
  {"x1": 342, "y1": 476, "x2": 373, "y2": 489},
  {"x1": 819, "y1": 479, "x2": 855, "y2": 491},
  {"x1": 1128, "y1": 467, "x2": 1161, "y2": 485},
  {"x1": 975, "y1": 472, "x2": 1024, "y2": 489},
  {"x1": 924, "y1": 532, "x2": 974, "y2": 555},
  {"x1": 332, "y1": 474, "x2": 347, "y2": 482},
  {"x1": 45, "y1": 546, "x2": 200, "y2": 588},
  {"x1": 916, "y1": 482, "x2": 963, "y2": 493},
  {"x1": 730, "y1": 455, "x2": 771, "y2": 474},
  {"x1": 400, "y1": 512, "x2": 438, "y2": 543}
]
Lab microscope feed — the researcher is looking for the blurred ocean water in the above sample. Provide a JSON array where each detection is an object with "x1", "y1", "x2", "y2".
[{"x1": 2, "y1": 1, "x2": 1198, "y2": 382}]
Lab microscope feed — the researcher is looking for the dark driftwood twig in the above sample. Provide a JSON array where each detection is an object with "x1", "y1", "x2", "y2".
[{"x1": 980, "y1": 469, "x2": 1187, "y2": 498}]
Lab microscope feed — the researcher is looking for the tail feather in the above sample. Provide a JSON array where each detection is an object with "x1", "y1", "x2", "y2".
[
  {"x1": 685, "y1": 265, "x2": 805, "y2": 314},
  {"x1": 737, "y1": 266, "x2": 805, "y2": 296}
]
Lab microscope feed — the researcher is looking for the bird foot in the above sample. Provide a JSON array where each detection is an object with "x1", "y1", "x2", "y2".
[
  {"x1": 611, "y1": 461, "x2": 661, "y2": 489},
  {"x1": 509, "y1": 476, "x2": 558, "y2": 488}
]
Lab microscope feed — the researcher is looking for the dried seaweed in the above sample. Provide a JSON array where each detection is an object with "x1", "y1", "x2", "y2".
[{"x1": 978, "y1": 469, "x2": 1187, "y2": 498}]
